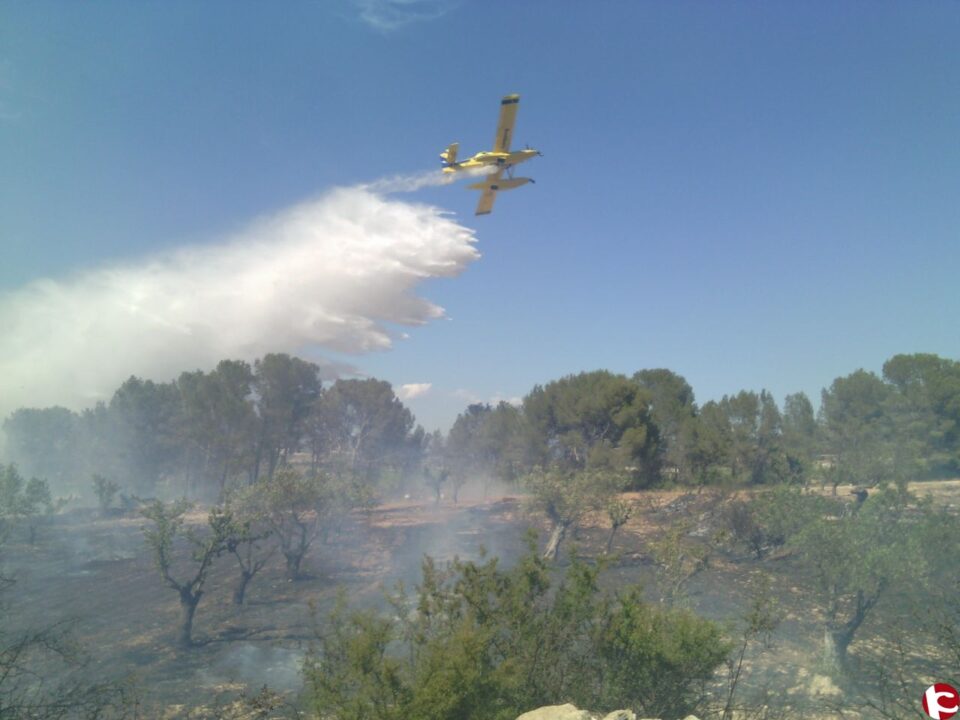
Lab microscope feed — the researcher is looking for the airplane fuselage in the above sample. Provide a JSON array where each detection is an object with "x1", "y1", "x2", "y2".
[{"x1": 442, "y1": 148, "x2": 540, "y2": 174}]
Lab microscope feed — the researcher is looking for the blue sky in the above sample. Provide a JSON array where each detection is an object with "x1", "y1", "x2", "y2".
[{"x1": 1, "y1": 1, "x2": 958, "y2": 430}]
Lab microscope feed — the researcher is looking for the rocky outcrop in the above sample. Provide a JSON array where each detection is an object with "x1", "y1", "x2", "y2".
[{"x1": 515, "y1": 704, "x2": 700, "y2": 720}]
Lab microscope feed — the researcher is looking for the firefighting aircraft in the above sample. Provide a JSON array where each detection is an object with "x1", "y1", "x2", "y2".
[{"x1": 440, "y1": 93, "x2": 541, "y2": 215}]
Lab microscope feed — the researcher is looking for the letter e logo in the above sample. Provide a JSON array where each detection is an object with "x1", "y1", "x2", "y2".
[{"x1": 924, "y1": 683, "x2": 960, "y2": 719}]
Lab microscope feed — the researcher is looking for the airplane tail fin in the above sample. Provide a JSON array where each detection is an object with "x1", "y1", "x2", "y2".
[{"x1": 440, "y1": 142, "x2": 459, "y2": 167}]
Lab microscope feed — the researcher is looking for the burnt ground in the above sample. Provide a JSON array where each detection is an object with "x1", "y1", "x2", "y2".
[{"x1": 3, "y1": 481, "x2": 958, "y2": 718}]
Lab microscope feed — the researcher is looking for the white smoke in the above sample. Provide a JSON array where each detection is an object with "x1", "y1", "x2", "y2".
[
  {"x1": 364, "y1": 166, "x2": 489, "y2": 194},
  {"x1": 364, "y1": 169, "x2": 457, "y2": 193},
  {"x1": 0, "y1": 181, "x2": 479, "y2": 420}
]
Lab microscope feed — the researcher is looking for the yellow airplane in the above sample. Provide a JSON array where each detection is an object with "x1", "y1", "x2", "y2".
[{"x1": 440, "y1": 93, "x2": 541, "y2": 215}]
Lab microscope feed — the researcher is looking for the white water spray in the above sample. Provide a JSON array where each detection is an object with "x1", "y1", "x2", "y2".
[{"x1": 0, "y1": 178, "x2": 479, "y2": 421}]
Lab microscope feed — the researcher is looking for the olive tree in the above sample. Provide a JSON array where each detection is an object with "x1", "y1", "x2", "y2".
[
  {"x1": 0, "y1": 465, "x2": 58, "y2": 545},
  {"x1": 258, "y1": 468, "x2": 333, "y2": 580},
  {"x1": 223, "y1": 486, "x2": 276, "y2": 604},
  {"x1": 604, "y1": 498, "x2": 633, "y2": 555},
  {"x1": 524, "y1": 467, "x2": 624, "y2": 560},
  {"x1": 91, "y1": 474, "x2": 120, "y2": 517},
  {"x1": 791, "y1": 485, "x2": 928, "y2": 673},
  {"x1": 650, "y1": 519, "x2": 712, "y2": 608},
  {"x1": 722, "y1": 484, "x2": 833, "y2": 560},
  {"x1": 141, "y1": 500, "x2": 232, "y2": 647}
]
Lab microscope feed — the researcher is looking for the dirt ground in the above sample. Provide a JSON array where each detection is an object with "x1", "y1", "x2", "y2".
[{"x1": 3, "y1": 479, "x2": 958, "y2": 718}]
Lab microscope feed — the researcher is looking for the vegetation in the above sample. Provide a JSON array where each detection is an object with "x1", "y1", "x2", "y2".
[
  {"x1": 91, "y1": 474, "x2": 120, "y2": 517},
  {"x1": 603, "y1": 497, "x2": 633, "y2": 555},
  {"x1": 719, "y1": 479, "x2": 957, "y2": 676},
  {"x1": 222, "y1": 489, "x2": 276, "y2": 605},
  {"x1": 4, "y1": 350, "x2": 960, "y2": 714},
  {"x1": 0, "y1": 464, "x2": 58, "y2": 544},
  {"x1": 790, "y1": 484, "x2": 937, "y2": 672},
  {"x1": 423, "y1": 466, "x2": 448, "y2": 505},
  {"x1": 312, "y1": 378, "x2": 424, "y2": 485},
  {"x1": 441, "y1": 355, "x2": 960, "y2": 498},
  {"x1": 177, "y1": 359, "x2": 258, "y2": 496},
  {"x1": 141, "y1": 500, "x2": 232, "y2": 647},
  {"x1": 5, "y1": 353, "x2": 959, "y2": 506},
  {"x1": 3, "y1": 355, "x2": 426, "y2": 502},
  {"x1": 523, "y1": 467, "x2": 624, "y2": 560},
  {"x1": 256, "y1": 467, "x2": 334, "y2": 580},
  {"x1": 718, "y1": 575, "x2": 783, "y2": 720},
  {"x1": 650, "y1": 518, "x2": 712, "y2": 608},
  {"x1": 0, "y1": 533, "x2": 133, "y2": 718},
  {"x1": 306, "y1": 543, "x2": 729, "y2": 720},
  {"x1": 721, "y1": 485, "x2": 832, "y2": 560},
  {"x1": 861, "y1": 566, "x2": 960, "y2": 718}
]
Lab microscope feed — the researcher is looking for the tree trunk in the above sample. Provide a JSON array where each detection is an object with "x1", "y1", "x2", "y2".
[
  {"x1": 219, "y1": 461, "x2": 230, "y2": 501},
  {"x1": 285, "y1": 551, "x2": 303, "y2": 580},
  {"x1": 605, "y1": 526, "x2": 618, "y2": 555},
  {"x1": 233, "y1": 570, "x2": 253, "y2": 605},
  {"x1": 823, "y1": 621, "x2": 860, "y2": 674},
  {"x1": 178, "y1": 590, "x2": 200, "y2": 647},
  {"x1": 543, "y1": 521, "x2": 569, "y2": 561},
  {"x1": 822, "y1": 625, "x2": 853, "y2": 673},
  {"x1": 252, "y1": 444, "x2": 263, "y2": 483}
]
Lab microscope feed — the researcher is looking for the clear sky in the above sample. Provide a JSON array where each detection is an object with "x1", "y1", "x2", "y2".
[{"x1": 1, "y1": 1, "x2": 958, "y2": 431}]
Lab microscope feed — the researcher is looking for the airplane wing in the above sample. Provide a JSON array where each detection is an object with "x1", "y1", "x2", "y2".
[
  {"x1": 492, "y1": 94, "x2": 519, "y2": 153},
  {"x1": 475, "y1": 188, "x2": 496, "y2": 216},
  {"x1": 474, "y1": 169, "x2": 502, "y2": 215}
]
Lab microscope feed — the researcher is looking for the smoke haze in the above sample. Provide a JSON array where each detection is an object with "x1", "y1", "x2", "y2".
[{"x1": 0, "y1": 178, "x2": 478, "y2": 422}]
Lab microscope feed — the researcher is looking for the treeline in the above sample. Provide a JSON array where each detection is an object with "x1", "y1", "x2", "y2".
[
  {"x1": 3, "y1": 353, "x2": 424, "y2": 499},
  {"x1": 446, "y1": 352, "x2": 960, "y2": 490},
  {"x1": 3, "y1": 352, "x2": 959, "y2": 499}
]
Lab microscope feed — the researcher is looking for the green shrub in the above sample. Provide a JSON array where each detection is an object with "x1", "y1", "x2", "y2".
[
  {"x1": 0, "y1": 464, "x2": 57, "y2": 544},
  {"x1": 92, "y1": 474, "x2": 120, "y2": 516},
  {"x1": 306, "y1": 539, "x2": 729, "y2": 720},
  {"x1": 722, "y1": 485, "x2": 836, "y2": 559}
]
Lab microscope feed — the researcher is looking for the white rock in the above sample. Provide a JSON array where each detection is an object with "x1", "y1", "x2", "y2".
[
  {"x1": 513, "y1": 705, "x2": 696, "y2": 720},
  {"x1": 601, "y1": 711, "x2": 637, "y2": 720},
  {"x1": 515, "y1": 706, "x2": 641, "y2": 720},
  {"x1": 808, "y1": 674, "x2": 842, "y2": 697},
  {"x1": 516, "y1": 705, "x2": 594, "y2": 720}
]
